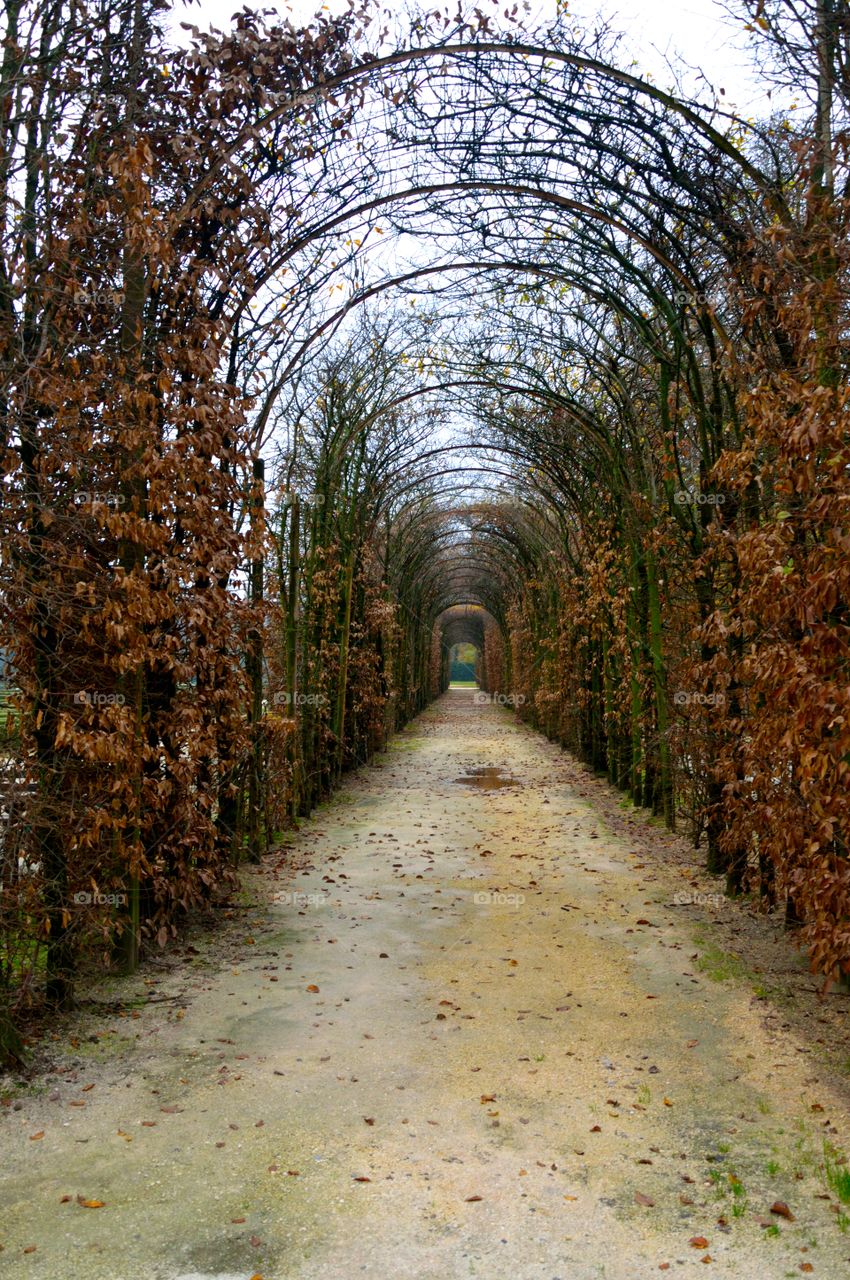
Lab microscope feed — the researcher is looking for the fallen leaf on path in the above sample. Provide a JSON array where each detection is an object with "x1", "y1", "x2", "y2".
[
  {"x1": 771, "y1": 1201, "x2": 795, "y2": 1220},
  {"x1": 464, "y1": 1195, "x2": 483, "y2": 1202},
  {"x1": 306, "y1": 984, "x2": 319, "y2": 993},
  {"x1": 76, "y1": 1197, "x2": 104, "y2": 1208},
  {"x1": 635, "y1": 1192, "x2": 655, "y2": 1207},
  {"x1": 29, "y1": 1131, "x2": 44, "y2": 1140},
  {"x1": 689, "y1": 1237, "x2": 709, "y2": 1248},
  {"x1": 479, "y1": 1094, "x2": 496, "y2": 1103},
  {"x1": 353, "y1": 1176, "x2": 372, "y2": 1182}
]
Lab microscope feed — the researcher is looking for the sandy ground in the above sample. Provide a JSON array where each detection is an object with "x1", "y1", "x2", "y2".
[{"x1": 2, "y1": 690, "x2": 850, "y2": 1280}]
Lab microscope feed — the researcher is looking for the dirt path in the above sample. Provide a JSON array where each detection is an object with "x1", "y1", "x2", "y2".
[{"x1": 2, "y1": 691, "x2": 849, "y2": 1279}]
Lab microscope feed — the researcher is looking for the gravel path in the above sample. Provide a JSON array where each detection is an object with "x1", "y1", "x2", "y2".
[{"x1": 2, "y1": 690, "x2": 849, "y2": 1279}]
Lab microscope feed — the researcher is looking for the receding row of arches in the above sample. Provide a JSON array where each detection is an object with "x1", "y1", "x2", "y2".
[{"x1": 2, "y1": 0, "x2": 846, "y2": 1049}]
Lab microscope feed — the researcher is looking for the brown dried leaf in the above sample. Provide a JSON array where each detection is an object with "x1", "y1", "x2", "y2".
[{"x1": 771, "y1": 1200, "x2": 795, "y2": 1221}]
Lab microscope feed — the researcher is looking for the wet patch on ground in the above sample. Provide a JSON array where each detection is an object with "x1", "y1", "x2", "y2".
[{"x1": 452, "y1": 765, "x2": 522, "y2": 789}]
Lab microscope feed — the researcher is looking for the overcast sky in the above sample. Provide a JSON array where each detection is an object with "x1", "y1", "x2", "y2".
[{"x1": 168, "y1": 0, "x2": 767, "y2": 113}]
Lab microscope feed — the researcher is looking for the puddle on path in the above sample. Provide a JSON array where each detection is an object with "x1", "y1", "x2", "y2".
[{"x1": 452, "y1": 765, "x2": 521, "y2": 789}]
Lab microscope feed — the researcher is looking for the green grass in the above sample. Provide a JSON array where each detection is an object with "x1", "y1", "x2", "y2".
[
  {"x1": 709, "y1": 1166, "x2": 750, "y2": 1219},
  {"x1": 694, "y1": 941, "x2": 750, "y2": 983},
  {"x1": 825, "y1": 1143, "x2": 850, "y2": 1204}
]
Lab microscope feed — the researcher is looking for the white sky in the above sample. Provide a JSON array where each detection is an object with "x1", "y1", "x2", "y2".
[{"x1": 168, "y1": 0, "x2": 767, "y2": 113}]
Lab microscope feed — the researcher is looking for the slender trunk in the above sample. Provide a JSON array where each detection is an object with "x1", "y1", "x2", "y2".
[
  {"x1": 246, "y1": 457, "x2": 265, "y2": 862},
  {"x1": 646, "y1": 548, "x2": 674, "y2": 827}
]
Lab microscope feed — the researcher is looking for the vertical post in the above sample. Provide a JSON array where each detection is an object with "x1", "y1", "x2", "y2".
[{"x1": 247, "y1": 457, "x2": 265, "y2": 862}]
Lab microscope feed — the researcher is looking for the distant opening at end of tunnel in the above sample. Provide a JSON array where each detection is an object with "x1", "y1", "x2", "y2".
[{"x1": 449, "y1": 641, "x2": 479, "y2": 688}]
